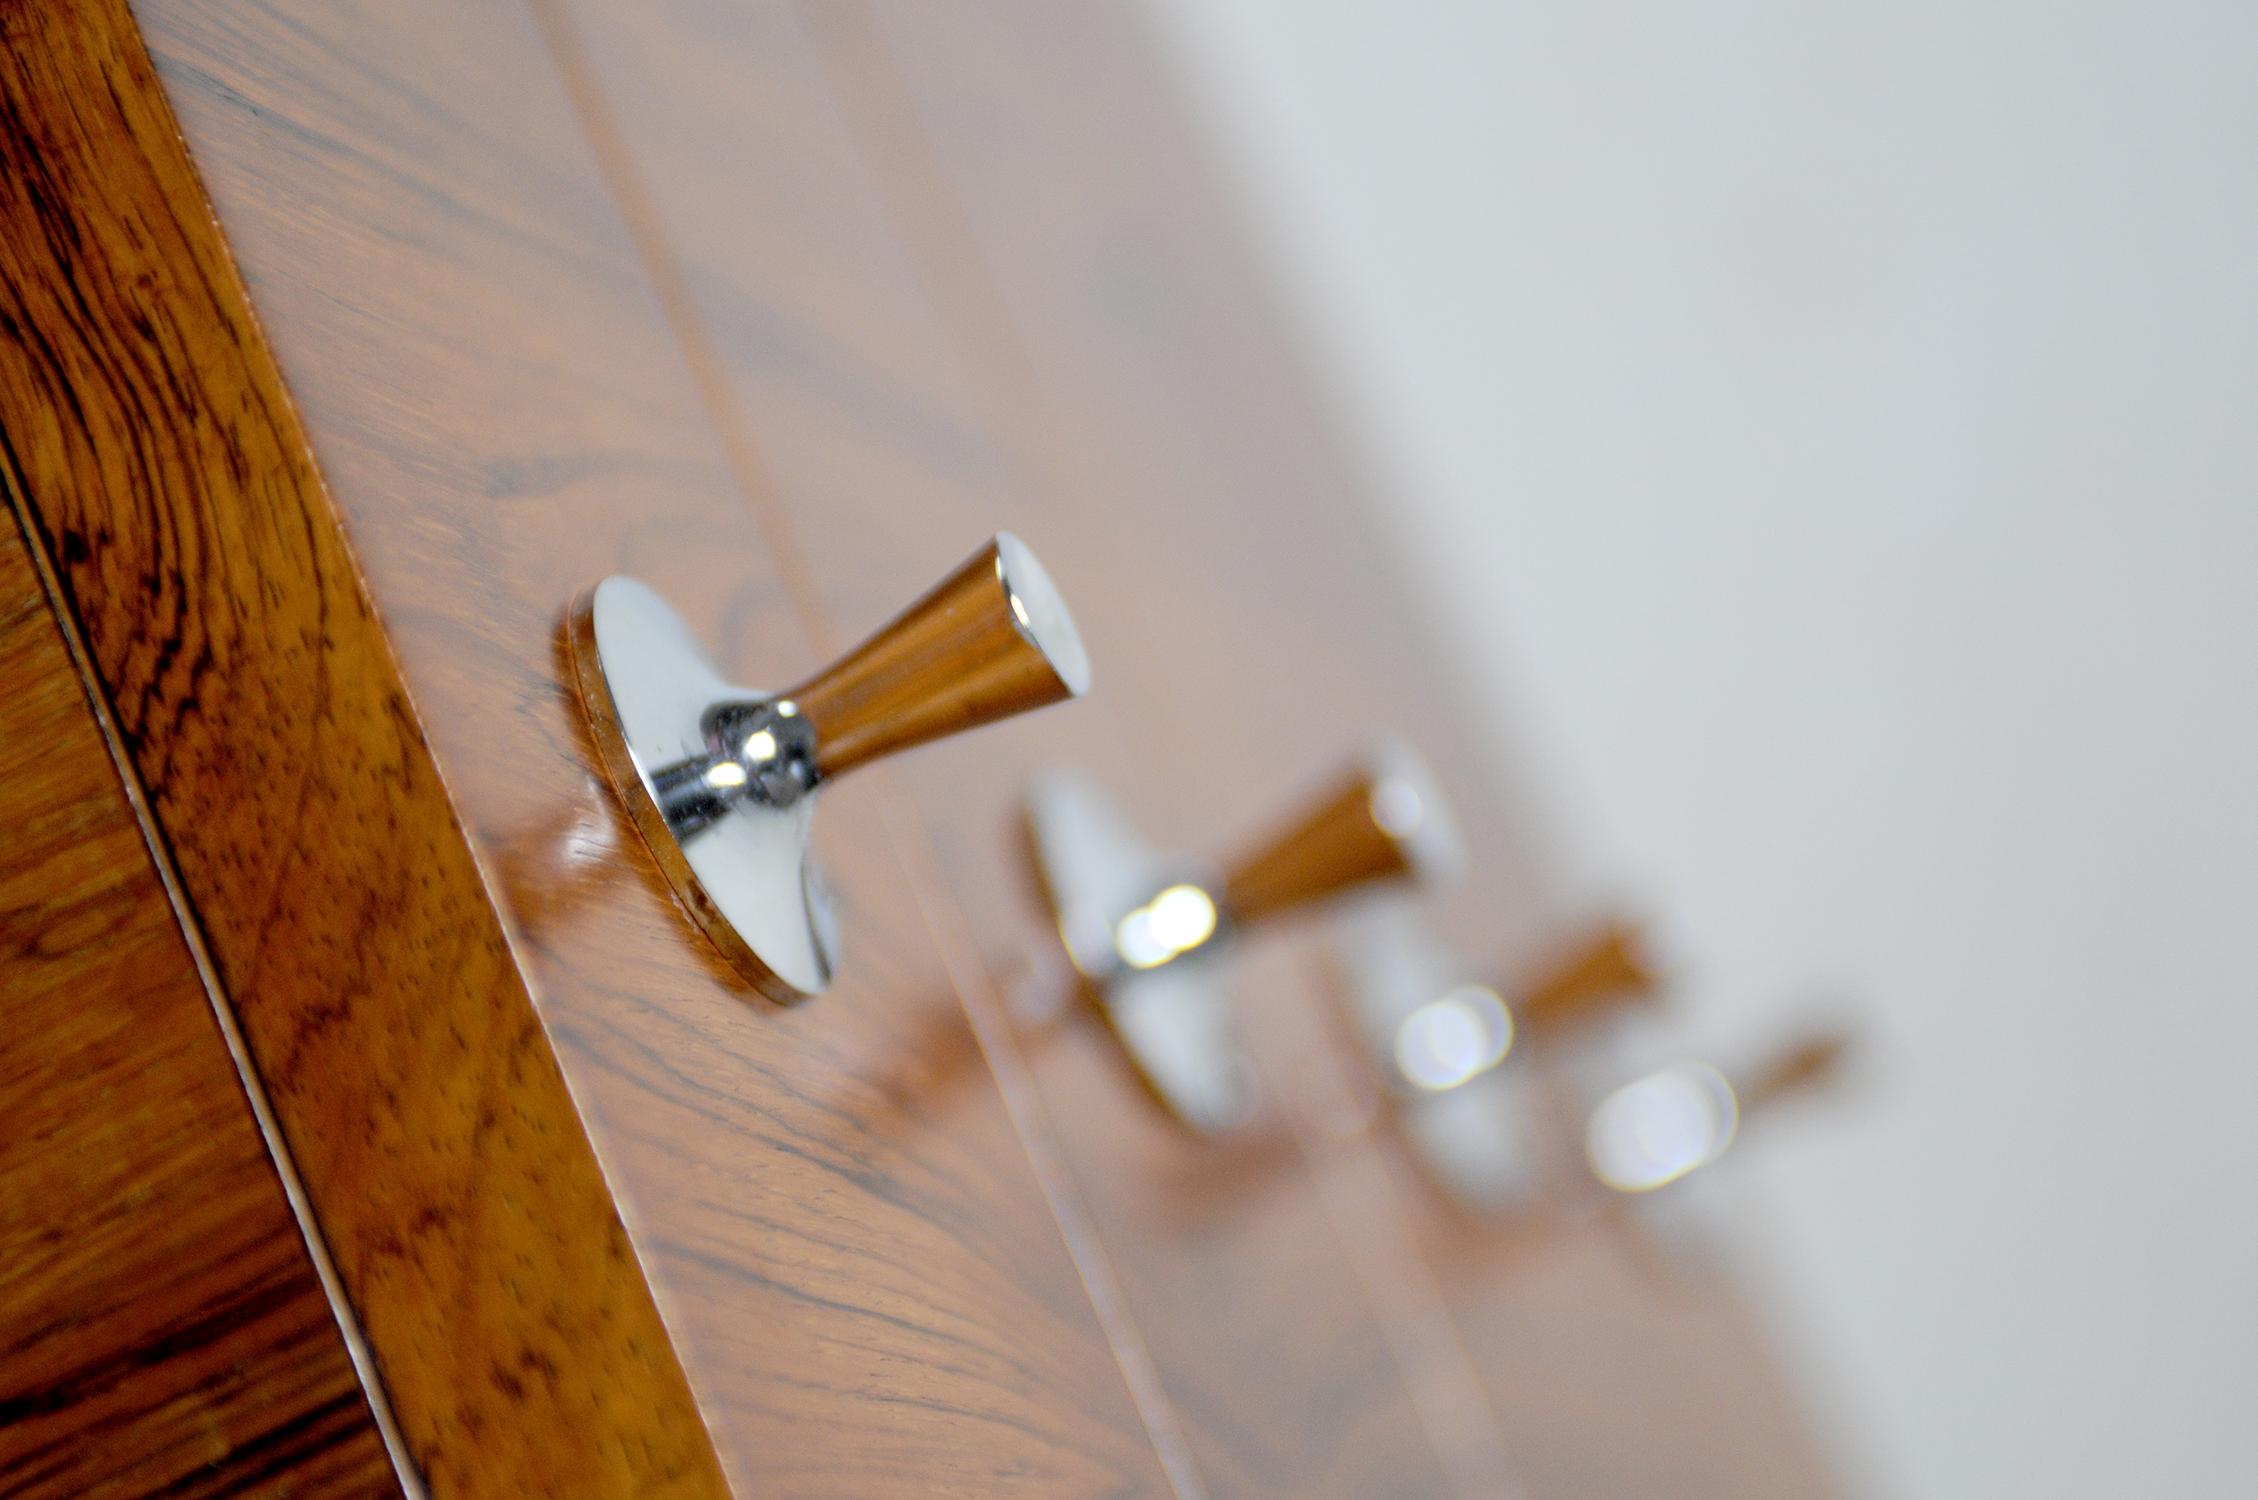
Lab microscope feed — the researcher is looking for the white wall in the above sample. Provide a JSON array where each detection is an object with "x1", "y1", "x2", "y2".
[{"x1": 1144, "y1": 3, "x2": 2258, "y2": 1496}]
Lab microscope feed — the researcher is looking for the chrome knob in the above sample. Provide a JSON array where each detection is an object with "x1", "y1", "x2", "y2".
[
  {"x1": 1023, "y1": 743, "x2": 1458, "y2": 1134},
  {"x1": 1332, "y1": 911, "x2": 1659, "y2": 1097},
  {"x1": 1512, "y1": 921, "x2": 1658, "y2": 1044},
  {"x1": 571, "y1": 534, "x2": 1088, "y2": 1001},
  {"x1": 1214, "y1": 751, "x2": 1462, "y2": 932},
  {"x1": 1326, "y1": 906, "x2": 1661, "y2": 1212},
  {"x1": 1585, "y1": 1022, "x2": 1855, "y2": 1195}
]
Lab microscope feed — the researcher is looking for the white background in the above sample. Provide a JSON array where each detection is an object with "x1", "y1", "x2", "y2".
[{"x1": 1147, "y1": 3, "x2": 2258, "y2": 1495}]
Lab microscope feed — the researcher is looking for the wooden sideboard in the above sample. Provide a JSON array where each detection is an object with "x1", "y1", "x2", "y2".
[{"x1": 0, "y1": 2, "x2": 1837, "y2": 1494}]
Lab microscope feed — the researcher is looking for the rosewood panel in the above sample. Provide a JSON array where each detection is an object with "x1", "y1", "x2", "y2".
[
  {"x1": 0, "y1": 508, "x2": 397, "y2": 1495},
  {"x1": 543, "y1": 1, "x2": 1473, "y2": 1493},
  {"x1": 127, "y1": 1, "x2": 1175, "y2": 1494}
]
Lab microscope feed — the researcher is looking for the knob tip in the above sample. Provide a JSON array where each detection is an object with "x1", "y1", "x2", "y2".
[
  {"x1": 1514, "y1": 919, "x2": 1659, "y2": 1039},
  {"x1": 996, "y1": 532, "x2": 1090, "y2": 700},
  {"x1": 1216, "y1": 740, "x2": 1460, "y2": 929},
  {"x1": 1739, "y1": 1022, "x2": 1859, "y2": 1111},
  {"x1": 1364, "y1": 739, "x2": 1463, "y2": 884}
]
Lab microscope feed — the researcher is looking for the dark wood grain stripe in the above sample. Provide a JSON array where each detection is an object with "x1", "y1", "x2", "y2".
[
  {"x1": 0, "y1": 489, "x2": 398, "y2": 1495},
  {"x1": 0, "y1": 5, "x2": 730, "y2": 1494}
]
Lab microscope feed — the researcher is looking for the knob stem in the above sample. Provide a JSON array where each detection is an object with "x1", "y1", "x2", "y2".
[
  {"x1": 1734, "y1": 1027, "x2": 1855, "y2": 1114},
  {"x1": 787, "y1": 533, "x2": 1089, "y2": 782},
  {"x1": 1217, "y1": 745, "x2": 1458, "y2": 929},
  {"x1": 1513, "y1": 921, "x2": 1657, "y2": 1041}
]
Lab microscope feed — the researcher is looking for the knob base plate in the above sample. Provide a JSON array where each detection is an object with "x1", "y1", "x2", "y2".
[
  {"x1": 1023, "y1": 771, "x2": 1253, "y2": 1135},
  {"x1": 1331, "y1": 900, "x2": 1539, "y2": 1213},
  {"x1": 569, "y1": 577, "x2": 838, "y2": 1002}
]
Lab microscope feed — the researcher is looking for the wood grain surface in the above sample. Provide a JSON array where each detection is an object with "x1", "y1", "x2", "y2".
[
  {"x1": 0, "y1": 5, "x2": 725, "y2": 1494},
  {"x1": 541, "y1": 2, "x2": 1483, "y2": 1493},
  {"x1": 0, "y1": 506, "x2": 397, "y2": 1495},
  {"x1": 126, "y1": 1, "x2": 1178, "y2": 1494},
  {"x1": 0, "y1": 0, "x2": 1845, "y2": 1492},
  {"x1": 813, "y1": 4, "x2": 1845, "y2": 1495}
]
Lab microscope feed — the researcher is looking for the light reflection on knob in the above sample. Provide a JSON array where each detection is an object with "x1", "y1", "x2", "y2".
[
  {"x1": 1393, "y1": 984, "x2": 1517, "y2": 1093},
  {"x1": 1022, "y1": 743, "x2": 1459, "y2": 1134},
  {"x1": 1113, "y1": 883, "x2": 1223, "y2": 970},
  {"x1": 1585, "y1": 1061, "x2": 1741, "y2": 1193},
  {"x1": 1326, "y1": 902, "x2": 1663, "y2": 1212},
  {"x1": 1059, "y1": 743, "x2": 1461, "y2": 986},
  {"x1": 1585, "y1": 1025, "x2": 1855, "y2": 1193},
  {"x1": 570, "y1": 533, "x2": 1088, "y2": 1002},
  {"x1": 1514, "y1": 921, "x2": 1658, "y2": 1044},
  {"x1": 1331, "y1": 907, "x2": 1658, "y2": 1104}
]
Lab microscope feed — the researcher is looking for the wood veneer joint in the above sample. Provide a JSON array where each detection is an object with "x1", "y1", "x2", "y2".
[
  {"x1": 2, "y1": 444, "x2": 424, "y2": 1498},
  {"x1": 0, "y1": 4, "x2": 732, "y2": 1493}
]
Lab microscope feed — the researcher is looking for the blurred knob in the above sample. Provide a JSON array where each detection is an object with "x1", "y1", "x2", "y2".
[
  {"x1": 1732, "y1": 1025, "x2": 1856, "y2": 1114},
  {"x1": 1511, "y1": 920, "x2": 1659, "y2": 1044},
  {"x1": 1324, "y1": 906, "x2": 1663, "y2": 1212},
  {"x1": 571, "y1": 533, "x2": 1087, "y2": 1002},
  {"x1": 1585, "y1": 1020, "x2": 1858, "y2": 1195},
  {"x1": 784, "y1": 534, "x2": 1089, "y2": 780},
  {"x1": 1023, "y1": 744, "x2": 1458, "y2": 1134},
  {"x1": 1218, "y1": 746, "x2": 1461, "y2": 930},
  {"x1": 1330, "y1": 909, "x2": 1658, "y2": 1097}
]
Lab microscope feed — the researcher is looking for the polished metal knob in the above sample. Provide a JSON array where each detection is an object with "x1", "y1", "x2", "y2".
[
  {"x1": 1326, "y1": 906, "x2": 1661, "y2": 1212},
  {"x1": 571, "y1": 534, "x2": 1088, "y2": 1001},
  {"x1": 1585, "y1": 1023, "x2": 1855, "y2": 1194},
  {"x1": 1332, "y1": 910, "x2": 1658, "y2": 1098},
  {"x1": 1024, "y1": 744, "x2": 1458, "y2": 1133},
  {"x1": 1513, "y1": 921, "x2": 1658, "y2": 1044},
  {"x1": 1735, "y1": 1026, "x2": 1855, "y2": 1113},
  {"x1": 1217, "y1": 756, "x2": 1460, "y2": 927}
]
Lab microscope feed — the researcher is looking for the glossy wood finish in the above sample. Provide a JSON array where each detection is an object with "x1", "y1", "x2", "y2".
[
  {"x1": 2, "y1": 0, "x2": 1846, "y2": 1491},
  {"x1": 0, "y1": 5, "x2": 728, "y2": 1493},
  {"x1": 814, "y1": 4, "x2": 1844, "y2": 1495},
  {"x1": 1423, "y1": 1212, "x2": 1840, "y2": 1499},
  {"x1": 127, "y1": 1, "x2": 1176, "y2": 1493},
  {"x1": 0, "y1": 511, "x2": 397, "y2": 1496},
  {"x1": 805, "y1": 7, "x2": 1523, "y2": 1486},
  {"x1": 545, "y1": 1, "x2": 1477, "y2": 1492}
]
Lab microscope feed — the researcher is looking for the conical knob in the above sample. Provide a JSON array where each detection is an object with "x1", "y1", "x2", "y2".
[
  {"x1": 1512, "y1": 921, "x2": 1658, "y2": 1042},
  {"x1": 1021, "y1": 743, "x2": 1456, "y2": 1134},
  {"x1": 571, "y1": 533, "x2": 1087, "y2": 1001},
  {"x1": 783, "y1": 533, "x2": 1089, "y2": 781},
  {"x1": 1585, "y1": 1020, "x2": 1858, "y2": 1193},
  {"x1": 1217, "y1": 744, "x2": 1460, "y2": 930}
]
